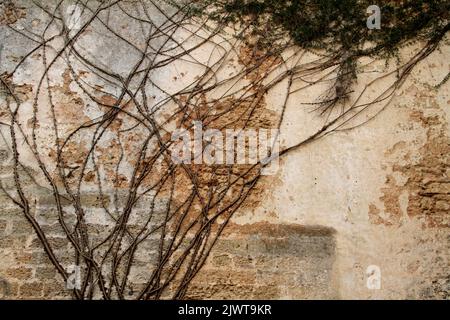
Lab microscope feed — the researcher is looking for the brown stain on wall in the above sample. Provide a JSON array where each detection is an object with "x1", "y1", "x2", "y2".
[
  {"x1": 370, "y1": 86, "x2": 450, "y2": 228},
  {"x1": 0, "y1": 2, "x2": 26, "y2": 26},
  {"x1": 49, "y1": 69, "x2": 91, "y2": 132}
]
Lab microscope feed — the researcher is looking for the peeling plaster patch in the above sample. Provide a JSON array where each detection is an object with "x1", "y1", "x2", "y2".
[
  {"x1": 0, "y1": 2, "x2": 26, "y2": 26},
  {"x1": 370, "y1": 92, "x2": 450, "y2": 228}
]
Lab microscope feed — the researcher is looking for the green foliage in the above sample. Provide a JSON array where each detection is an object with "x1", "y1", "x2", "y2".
[{"x1": 196, "y1": 0, "x2": 449, "y2": 58}]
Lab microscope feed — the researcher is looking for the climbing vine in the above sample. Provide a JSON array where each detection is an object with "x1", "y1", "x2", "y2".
[{"x1": 0, "y1": 0, "x2": 448, "y2": 299}]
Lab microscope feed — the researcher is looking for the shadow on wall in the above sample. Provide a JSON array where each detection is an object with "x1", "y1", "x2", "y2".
[{"x1": 187, "y1": 223, "x2": 337, "y2": 299}]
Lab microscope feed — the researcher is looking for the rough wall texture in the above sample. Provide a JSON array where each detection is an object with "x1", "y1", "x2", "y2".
[
  {"x1": 239, "y1": 53, "x2": 450, "y2": 299},
  {"x1": 187, "y1": 224, "x2": 337, "y2": 299},
  {"x1": 0, "y1": 1, "x2": 449, "y2": 300}
]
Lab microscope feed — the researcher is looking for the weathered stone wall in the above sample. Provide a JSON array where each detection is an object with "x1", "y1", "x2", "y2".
[
  {"x1": 188, "y1": 224, "x2": 337, "y2": 299},
  {"x1": 237, "y1": 49, "x2": 450, "y2": 299},
  {"x1": 0, "y1": 0, "x2": 449, "y2": 300}
]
